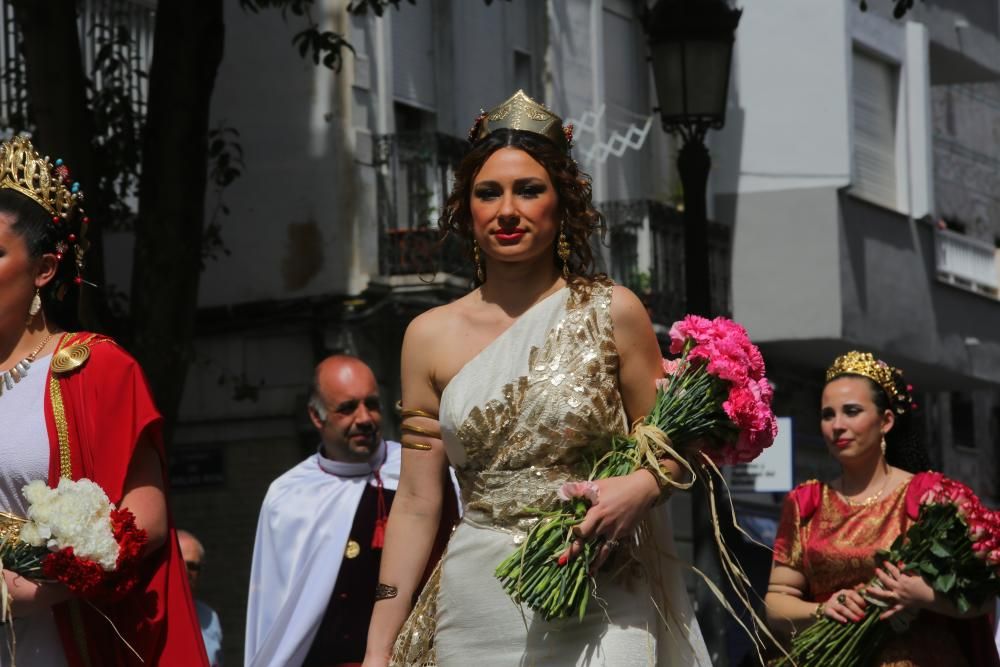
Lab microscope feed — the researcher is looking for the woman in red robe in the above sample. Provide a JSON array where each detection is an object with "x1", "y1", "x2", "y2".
[
  {"x1": 764, "y1": 350, "x2": 999, "y2": 666},
  {"x1": 0, "y1": 135, "x2": 207, "y2": 665}
]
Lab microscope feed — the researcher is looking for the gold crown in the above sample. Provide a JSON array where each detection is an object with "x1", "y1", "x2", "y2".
[
  {"x1": 469, "y1": 90, "x2": 571, "y2": 151},
  {"x1": 826, "y1": 351, "x2": 905, "y2": 406},
  {"x1": 0, "y1": 135, "x2": 82, "y2": 218}
]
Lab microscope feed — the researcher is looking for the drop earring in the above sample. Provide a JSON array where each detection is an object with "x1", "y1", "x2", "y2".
[
  {"x1": 557, "y1": 220, "x2": 571, "y2": 279},
  {"x1": 473, "y1": 242, "x2": 485, "y2": 284},
  {"x1": 880, "y1": 435, "x2": 887, "y2": 457},
  {"x1": 27, "y1": 288, "x2": 41, "y2": 322}
]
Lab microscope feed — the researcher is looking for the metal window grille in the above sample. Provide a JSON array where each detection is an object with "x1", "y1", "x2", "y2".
[{"x1": 0, "y1": 0, "x2": 155, "y2": 128}]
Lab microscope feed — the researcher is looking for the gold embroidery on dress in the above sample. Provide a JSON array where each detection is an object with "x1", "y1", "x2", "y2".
[
  {"x1": 805, "y1": 483, "x2": 909, "y2": 600},
  {"x1": 390, "y1": 560, "x2": 443, "y2": 666},
  {"x1": 390, "y1": 281, "x2": 626, "y2": 664},
  {"x1": 453, "y1": 281, "x2": 626, "y2": 534}
]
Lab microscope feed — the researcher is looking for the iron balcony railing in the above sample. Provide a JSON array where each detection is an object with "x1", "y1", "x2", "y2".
[
  {"x1": 601, "y1": 199, "x2": 731, "y2": 325},
  {"x1": 374, "y1": 131, "x2": 471, "y2": 279}
]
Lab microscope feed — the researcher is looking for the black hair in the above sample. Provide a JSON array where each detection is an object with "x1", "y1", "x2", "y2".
[
  {"x1": 440, "y1": 128, "x2": 606, "y2": 286},
  {"x1": 0, "y1": 188, "x2": 81, "y2": 330},
  {"x1": 833, "y1": 372, "x2": 931, "y2": 473}
]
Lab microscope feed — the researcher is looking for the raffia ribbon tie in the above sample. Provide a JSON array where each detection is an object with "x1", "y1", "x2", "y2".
[{"x1": 629, "y1": 421, "x2": 695, "y2": 491}]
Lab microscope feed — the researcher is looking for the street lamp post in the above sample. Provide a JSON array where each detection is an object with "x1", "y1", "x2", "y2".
[
  {"x1": 643, "y1": 0, "x2": 742, "y2": 662},
  {"x1": 644, "y1": 0, "x2": 741, "y2": 317}
]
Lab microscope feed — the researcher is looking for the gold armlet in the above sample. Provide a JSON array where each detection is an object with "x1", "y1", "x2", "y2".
[
  {"x1": 374, "y1": 583, "x2": 399, "y2": 601},
  {"x1": 401, "y1": 440, "x2": 433, "y2": 451},
  {"x1": 401, "y1": 422, "x2": 441, "y2": 439},
  {"x1": 396, "y1": 401, "x2": 437, "y2": 420}
]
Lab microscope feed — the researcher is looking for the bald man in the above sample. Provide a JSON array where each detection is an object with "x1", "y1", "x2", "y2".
[
  {"x1": 246, "y1": 356, "x2": 457, "y2": 667},
  {"x1": 179, "y1": 530, "x2": 223, "y2": 666}
]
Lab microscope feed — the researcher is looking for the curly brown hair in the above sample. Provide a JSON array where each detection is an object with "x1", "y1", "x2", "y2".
[{"x1": 440, "y1": 129, "x2": 606, "y2": 285}]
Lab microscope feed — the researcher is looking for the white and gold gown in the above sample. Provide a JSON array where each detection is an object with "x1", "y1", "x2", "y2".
[{"x1": 392, "y1": 281, "x2": 709, "y2": 667}]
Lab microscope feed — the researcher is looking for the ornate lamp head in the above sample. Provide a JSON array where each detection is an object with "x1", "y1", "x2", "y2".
[
  {"x1": 825, "y1": 350, "x2": 915, "y2": 415},
  {"x1": 468, "y1": 90, "x2": 573, "y2": 152}
]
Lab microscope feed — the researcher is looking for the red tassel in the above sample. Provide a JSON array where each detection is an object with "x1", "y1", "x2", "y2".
[
  {"x1": 372, "y1": 518, "x2": 386, "y2": 550},
  {"x1": 372, "y1": 469, "x2": 388, "y2": 550}
]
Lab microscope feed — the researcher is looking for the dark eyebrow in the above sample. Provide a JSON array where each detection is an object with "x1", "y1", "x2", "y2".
[{"x1": 473, "y1": 178, "x2": 546, "y2": 189}]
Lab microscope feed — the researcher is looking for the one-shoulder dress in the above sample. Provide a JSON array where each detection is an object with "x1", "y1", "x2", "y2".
[{"x1": 392, "y1": 281, "x2": 710, "y2": 667}]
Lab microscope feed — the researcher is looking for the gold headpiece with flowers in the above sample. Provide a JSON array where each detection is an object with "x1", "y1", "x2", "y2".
[
  {"x1": 0, "y1": 136, "x2": 82, "y2": 218},
  {"x1": 0, "y1": 135, "x2": 90, "y2": 290},
  {"x1": 468, "y1": 89, "x2": 574, "y2": 152},
  {"x1": 826, "y1": 350, "x2": 915, "y2": 414}
]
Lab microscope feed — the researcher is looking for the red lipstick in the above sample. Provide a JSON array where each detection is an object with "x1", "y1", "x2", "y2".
[{"x1": 495, "y1": 229, "x2": 526, "y2": 242}]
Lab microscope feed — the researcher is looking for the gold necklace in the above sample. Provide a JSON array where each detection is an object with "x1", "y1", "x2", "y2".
[
  {"x1": 838, "y1": 472, "x2": 892, "y2": 507},
  {"x1": 0, "y1": 333, "x2": 54, "y2": 397}
]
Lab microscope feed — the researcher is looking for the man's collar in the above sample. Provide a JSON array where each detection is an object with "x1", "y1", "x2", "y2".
[{"x1": 316, "y1": 439, "x2": 386, "y2": 478}]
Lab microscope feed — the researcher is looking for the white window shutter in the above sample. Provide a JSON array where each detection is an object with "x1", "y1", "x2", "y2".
[
  {"x1": 392, "y1": 2, "x2": 436, "y2": 111},
  {"x1": 852, "y1": 50, "x2": 898, "y2": 208}
]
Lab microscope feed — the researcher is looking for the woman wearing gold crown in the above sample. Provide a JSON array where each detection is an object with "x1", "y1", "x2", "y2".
[
  {"x1": 362, "y1": 91, "x2": 709, "y2": 666},
  {"x1": 764, "y1": 351, "x2": 1000, "y2": 665},
  {"x1": 0, "y1": 136, "x2": 208, "y2": 665}
]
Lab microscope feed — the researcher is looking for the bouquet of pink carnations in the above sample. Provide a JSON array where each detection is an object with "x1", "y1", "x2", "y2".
[
  {"x1": 494, "y1": 315, "x2": 778, "y2": 621},
  {"x1": 0, "y1": 477, "x2": 147, "y2": 620},
  {"x1": 778, "y1": 475, "x2": 1000, "y2": 666}
]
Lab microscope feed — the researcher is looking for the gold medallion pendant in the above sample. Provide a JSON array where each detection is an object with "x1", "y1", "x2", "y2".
[{"x1": 344, "y1": 539, "x2": 361, "y2": 559}]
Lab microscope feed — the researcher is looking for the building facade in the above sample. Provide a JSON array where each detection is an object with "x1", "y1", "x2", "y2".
[{"x1": 715, "y1": 0, "x2": 1000, "y2": 512}]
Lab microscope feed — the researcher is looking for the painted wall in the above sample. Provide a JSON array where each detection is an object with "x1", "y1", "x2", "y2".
[
  {"x1": 198, "y1": 0, "x2": 366, "y2": 308},
  {"x1": 713, "y1": 0, "x2": 852, "y2": 196},
  {"x1": 723, "y1": 186, "x2": 844, "y2": 342}
]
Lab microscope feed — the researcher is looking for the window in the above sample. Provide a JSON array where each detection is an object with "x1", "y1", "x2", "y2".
[
  {"x1": 392, "y1": 0, "x2": 435, "y2": 111},
  {"x1": 513, "y1": 50, "x2": 533, "y2": 97},
  {"x1": 950, "y1": 392, "x2": 975, "y2": 449},
  {"x1": 852, "y1": 49, "x2": 898, "y2": 209}
]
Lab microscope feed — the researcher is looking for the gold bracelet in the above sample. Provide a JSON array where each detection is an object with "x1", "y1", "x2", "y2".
[
  {"x1": 813, "y1": 602, "x2": 826, "y2": 620},
  {"x1": 638, "y1": 464, "x2": 674, "y2": 505},
  {"x1": 374, "y1": 583, "x2": 399, "y2": 601}
]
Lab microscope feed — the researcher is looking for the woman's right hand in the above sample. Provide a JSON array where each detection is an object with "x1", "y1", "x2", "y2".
[{"x1": 821, "y1": 587, "x2": 867, "y2": 623}]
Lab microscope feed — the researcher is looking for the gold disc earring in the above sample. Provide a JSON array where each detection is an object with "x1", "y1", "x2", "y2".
[
  {"x1": 557, "y1": 220, "x2": 571, "y2": 278},
  {"x1": 473, "y1": 242, "x2": 485, "y2": 283}
]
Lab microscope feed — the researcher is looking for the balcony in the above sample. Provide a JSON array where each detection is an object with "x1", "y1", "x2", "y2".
[
  {"x1": 935, "y1": 227, "x2": 999, "y2": 298},
  {"x1": 374, "y1": 132, "x2": 471, "y2": 280},
  {"x1": 601, "y1": 199, "x2": 731, "y2": 326}
]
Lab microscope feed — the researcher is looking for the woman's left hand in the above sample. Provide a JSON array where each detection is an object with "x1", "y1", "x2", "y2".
[
  {"x1": 560, "y1": 471, "x2": 660, "y2": 572},
  {"x1": 865, "y1": 561, "x2": 934, "y2": 620}
]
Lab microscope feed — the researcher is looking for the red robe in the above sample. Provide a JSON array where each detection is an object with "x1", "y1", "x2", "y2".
[
  {"x1": 774, "y1": 471, "x2": 1000, "y2": 667},
  {"x1": 42, "y1": 332, "x2": 209, "y2": 667}
]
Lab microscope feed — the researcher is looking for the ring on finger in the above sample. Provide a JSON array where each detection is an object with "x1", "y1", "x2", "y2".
[
  {"x1": 837, "y1": 593, "x2": 847, "y2": 604},
  {"x1": 604, "y1": 538, "x2": 620, "y2": 550}
]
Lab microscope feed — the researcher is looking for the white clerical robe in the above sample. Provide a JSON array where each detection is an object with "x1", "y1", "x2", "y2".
[{"x1": 245, "y1": 440, "x2": 402, "y2": 667}]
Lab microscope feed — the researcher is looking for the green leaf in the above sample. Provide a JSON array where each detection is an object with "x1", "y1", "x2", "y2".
[
  {"x1": 929, "y1": 541, "x2": 951, "y2": 558},
  {"x1": 934, "y1": 571, "x2": 957, "y2": 593}
]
